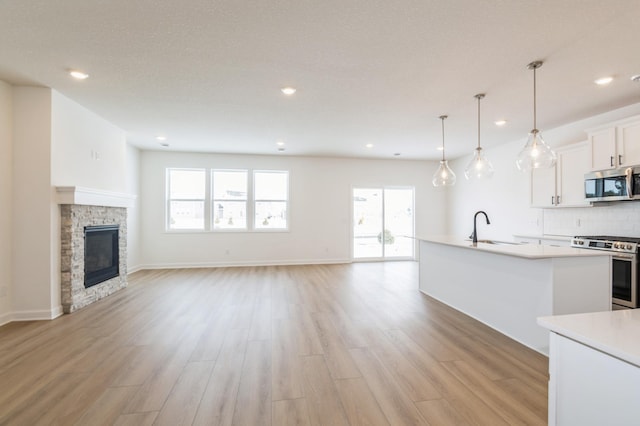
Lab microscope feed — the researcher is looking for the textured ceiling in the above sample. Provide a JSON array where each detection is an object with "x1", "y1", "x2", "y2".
[{"x1": 1, "y1": 0, "x2": 640, "y2": 160}]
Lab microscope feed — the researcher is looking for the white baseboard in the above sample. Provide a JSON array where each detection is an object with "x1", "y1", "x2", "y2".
[
  {"x1": 127, "y1": 264, "x2": 145, "y2": 274},
  {"x1": 0, "y1": 311, "x2": 12, "y2": 327},
  {"x1": 11, "y1": 306, "x2": 64, "y2": 322},
  {"x1": 137, "y1": 258, "x2": 352, "y2": 270}
]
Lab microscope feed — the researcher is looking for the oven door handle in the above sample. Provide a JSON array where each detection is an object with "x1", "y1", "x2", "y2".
[
  {"x1": 613, "y1": 253, "x2": 636, "y2": 261},
  {"x1": 625, "y1": 167, "x2": 633, "y2": 199}
]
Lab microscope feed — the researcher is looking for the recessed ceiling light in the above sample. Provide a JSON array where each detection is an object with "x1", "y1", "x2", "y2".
[
  {"x1": 594, "y1": 76, "x2": 613, "y2": 86},
  {"x1": 495, "y1": 120, "x2": 507, "y2": 126},
  {"x1": 156, "y1": 136, "x2": 167, "y2": 141},
  {"x1": 281, "y1": 87, "x2": 296, "y2": 95},
  {"x1": 276, "y1": 140, "x2": 285, "y2": 146},
  {"x1": 436, "y1": 146, "x2": 444, "y2": 151},
  {"x1": 365, "y1": 143, "x2": 373, "y2": 148},
  {"x1": 631, "y1": 75, "x2": 640, "y2": 83},
  {"x1": 69, "y1": 70, "x2": 89, "y2": 80}
]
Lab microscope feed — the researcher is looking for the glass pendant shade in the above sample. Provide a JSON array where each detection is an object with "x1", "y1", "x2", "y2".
[
  {"x1": 432, "y1": 160, "x2": 457, "y2": 186},
  {"x1": 465, "y1": 147, "x2": 494, "y2": 179},
  {"x1": 515, "y1": 129, "x2": 557, "y2": 172},
  {"x1": 432, "y1": 115, "x2": 456, "y2": 187},
  {"x1": 465, "y1": 93, "x2": 493, "y2": 180},
  {"x1": 518, "y1": 61, "x2": 556, "y2": 171}
]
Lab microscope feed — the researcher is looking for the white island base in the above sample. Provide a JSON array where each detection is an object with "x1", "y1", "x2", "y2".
[{"x1": 419, "y1": 238, "x2": 611, "y2": 354}]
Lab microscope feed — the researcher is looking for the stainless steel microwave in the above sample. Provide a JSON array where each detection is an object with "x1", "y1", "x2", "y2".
[{"x1": 585, "y1": 166, "x2": 640, "y2": 202}]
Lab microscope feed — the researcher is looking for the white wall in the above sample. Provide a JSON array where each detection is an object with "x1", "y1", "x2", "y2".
[
  {"x1": 0, "y1": 81, "x2": 12, "y2": 325},
  {"x1": 448, "y1": 102, "x2": 640, "y2": 240},
  {"x1": 12, "y1": 87, "x2": 55, "y2": 319},
  {"x1": 51, "y1": 92, "x2": 128, "y2": 192},
  {"x1": 140, "y1": 151, "x2": 446, "y2": 268}
]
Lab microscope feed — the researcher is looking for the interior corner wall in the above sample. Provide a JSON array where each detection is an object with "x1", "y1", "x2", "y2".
[
  {"x1": 12, "y1": 86, "x2": 55, "y2": 319},
  {"x1": 139, "y1": 151, "x2": 446, "y2": 268},
  {"x1": 0, "y1": 81, "x2": 13, "y2": 325},
  {"x1": 125, "y1": 144, "x2": 142, "y2": 272}
]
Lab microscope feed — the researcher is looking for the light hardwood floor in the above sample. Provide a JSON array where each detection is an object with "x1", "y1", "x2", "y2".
[{"x1": 0, "y1": 262, "x2": 548, "y2": 425}]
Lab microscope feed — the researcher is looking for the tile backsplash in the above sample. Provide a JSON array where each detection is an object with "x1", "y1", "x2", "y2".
[{"x1": 544, "y1": 202, "x2": 640, "y2": 237}]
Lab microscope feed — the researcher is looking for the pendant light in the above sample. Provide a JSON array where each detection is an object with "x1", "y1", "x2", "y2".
[
  {"x1": 464, "y1": 93, "x2": 494, "y2": 179},
  {"x1": 432, "y1": 115, "x2": 456, "y2": 187},
  {"x1": 516, "y1": 61, "x2": 557, "y2": 171}
]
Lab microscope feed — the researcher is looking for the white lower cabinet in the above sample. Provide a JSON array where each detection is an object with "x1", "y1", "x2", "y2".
[
  {"x1": 548, "y1": 332, "x2": 640, "y2": 426},
  {"x1": 531, "y1": 141, "x2": 590, "y2": 208}
]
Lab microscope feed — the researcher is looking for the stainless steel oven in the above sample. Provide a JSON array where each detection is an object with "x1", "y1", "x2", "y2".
[{"x1": 572, "y1": 236, "x2": 639, "y2": 309}]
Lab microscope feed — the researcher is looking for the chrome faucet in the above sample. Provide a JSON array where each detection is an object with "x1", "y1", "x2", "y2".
[{"x1": 470, "y1": 211, "x2": 490, "y2": 244}]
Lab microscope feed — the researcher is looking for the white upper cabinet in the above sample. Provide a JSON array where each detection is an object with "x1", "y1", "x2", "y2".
[
  {"x1": 618, "y1": 120, "x2": 640, "y2": 167},
  {"x1": 558, "y1": 142, "x2": 590, "y2": 206},
  {"x1": 588, "y1": 127, "x2": 617, "y2": 169},
  {"x1": 531, "y1": 162, "x2": 557, "y2": 207},
  {"x1": 531, "y1": 141, "x2": 590, "y2": 208},
  {"x1": 587, "y1": 116, "x2": 640, "y2": 170}
]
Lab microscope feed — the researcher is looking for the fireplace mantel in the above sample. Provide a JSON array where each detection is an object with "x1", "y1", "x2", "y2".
[{"x1": 55, "y1": 186, "x2": 136, "y2": 208}]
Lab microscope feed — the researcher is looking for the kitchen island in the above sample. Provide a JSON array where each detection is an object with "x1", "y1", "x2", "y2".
[
  {"x1": 538, "y1": 310, "x2": 640, "y2": 425},
  {"x1": 418, "y1": 237, "x2": 611, "y2": 354}
]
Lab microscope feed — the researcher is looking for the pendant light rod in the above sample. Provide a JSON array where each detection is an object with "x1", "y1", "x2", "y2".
[
  {"x1": 439, "y1": 115, "x2": 447, "y2": 161},
  {"x1": 474, "y1": 94, "x2": 485, "y2": 149},
  {"x1": 527, "y1": 61, "x2": 543, "y2": 131}
]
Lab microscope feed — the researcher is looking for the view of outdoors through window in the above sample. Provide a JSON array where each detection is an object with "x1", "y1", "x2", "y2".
[
  {"x1": 353, "y1": 187, "x2": 414, "y2": 259},
  {"x1": 167, "y1": 168, "x2": 288, "y2": 231},
  {"x1": 213, "y1": 170, "x2": 248, "y2": 229},
  {"x1": 254, "y1": 171, "x2": 288, "y2": 229},
  {"x1": 168, "y1": 169, "x2": 206, "y2": 229}
]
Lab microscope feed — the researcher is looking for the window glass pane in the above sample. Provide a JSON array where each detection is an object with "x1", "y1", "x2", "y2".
[
  {"x1": 169, "y1": 169, "x2": 205, "y2": 199},
  {"x1": 212, "y1": 170, "x2": 247, "y2": 200},
  {"x1": 255, "y1": 171, "x2": 288, "y2": 200},
  {"x1": 169, "y1": 201, "x2": 205, "y2": 229},
  {"x1": 353, "y1": 189, "x2": 383, "y2": 258},
  {"x1": 255, "y1": 201, "x2": 287, "y2": 229},
  {"x1": 383, "y1": 188, "x2": 414, "y2": 258},
  {"x1": 213, "y1": 201, "x2": 247, "y2": 229}
]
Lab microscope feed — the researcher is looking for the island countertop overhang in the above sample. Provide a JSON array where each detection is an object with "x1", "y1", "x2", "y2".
[{"x1": 417, "y1": 235, "x2": 611, "y2": 259}]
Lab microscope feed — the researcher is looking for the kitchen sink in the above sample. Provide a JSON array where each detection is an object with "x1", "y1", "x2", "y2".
[{"x1": 470, "y1": 239, "x2": 521, "y2": 246}]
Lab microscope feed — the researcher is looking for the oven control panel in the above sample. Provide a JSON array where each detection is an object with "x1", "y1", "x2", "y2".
[{"x1": 571, "y1": 238, "x2": 639, "y2": 254}]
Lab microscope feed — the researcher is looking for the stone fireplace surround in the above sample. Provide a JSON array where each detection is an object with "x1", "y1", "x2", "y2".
[{"x1": 56, "y1": 187, "x2": 134, "y2": 313}]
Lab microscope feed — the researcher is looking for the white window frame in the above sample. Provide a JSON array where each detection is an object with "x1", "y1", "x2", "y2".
[
  {"x1": 211, "y1": 169, "x2": 249, "y2": 231},
  {"x1": 252, "y1": 170, "x2": 290, "y2": 232},
  {"x1": 164, "y1": 167, "x2": 289, "y2": 233},
  {"x1": 166, "y1": 168, "x2": 209, "y2": 231}
]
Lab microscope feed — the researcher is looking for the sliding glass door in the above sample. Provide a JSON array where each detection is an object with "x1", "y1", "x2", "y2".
[{"x1": 352, "y1": 187, "x2": 414, "y2": 260}]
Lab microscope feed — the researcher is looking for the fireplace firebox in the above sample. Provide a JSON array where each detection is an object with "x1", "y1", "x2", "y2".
[{"x1": 84, "y1": 225, "x2": 119, "y2": 288}]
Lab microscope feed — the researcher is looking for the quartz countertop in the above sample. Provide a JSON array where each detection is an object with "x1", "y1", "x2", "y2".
[
  {"x1": 513, "y1": 234, "x2": 572, "y2": 242},
  {"x1": 418, "y1": 235, "x2": 609, "y2": 259},
  {"x1": 538, "y1": 310, "x2": 640, "y2": 368}
]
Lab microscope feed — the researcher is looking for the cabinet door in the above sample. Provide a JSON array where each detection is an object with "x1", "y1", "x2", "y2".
[
  {"x1": 588, "y1": 127, "x2": 616, "y2": 170},
  {"x1": 618, "y1": 120, "x2": 640, "y2": 166},
  {"x1": 531, "y1": 166, "x2": 556, "y2": 207},
  {"x1": 557, "y1": 142, "x2": 590, "y2": 206}
]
